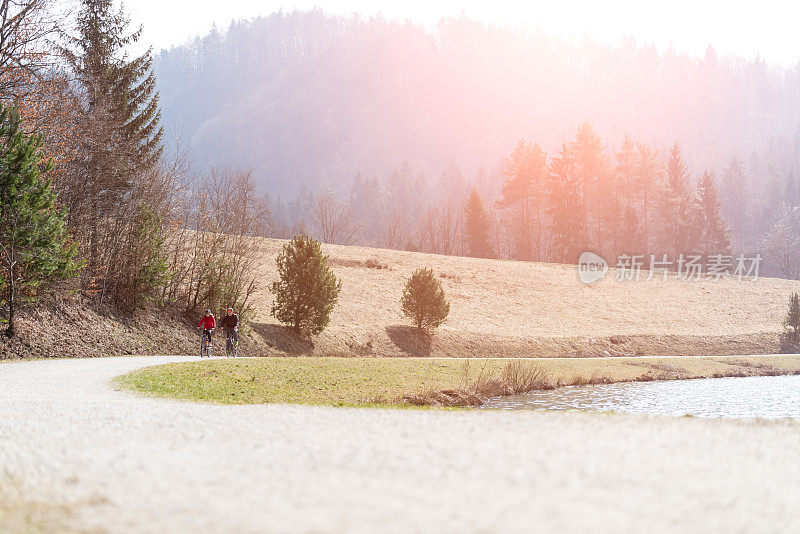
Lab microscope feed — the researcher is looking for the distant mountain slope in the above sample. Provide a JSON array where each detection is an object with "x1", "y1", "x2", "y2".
[{"x1": 155, "y1": 10, "x2": 800, "y2": 197}]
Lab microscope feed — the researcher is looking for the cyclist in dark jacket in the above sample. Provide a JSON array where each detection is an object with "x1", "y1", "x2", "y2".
[{"x1": 221, "y1": 307, "x2": 239, "y2": 342}]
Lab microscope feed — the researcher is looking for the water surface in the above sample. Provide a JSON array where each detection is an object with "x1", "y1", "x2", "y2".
[{"x1": 483, "y1": 374, "x2": 800, "y2": 419}]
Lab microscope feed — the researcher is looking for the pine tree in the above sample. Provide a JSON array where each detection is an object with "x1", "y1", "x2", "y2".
[
  {"x1": 659, "y1": 142, "x2": 696, "y2": 256},
  {"x1": 401, "y1": 268, "x2": 450, "y2": 332},
  {"x1": 270, "y1": 235, "x2": 341, "y2": 335},
  {"x1": 570, "y1": 123, "x2": 605, "y2": 247},
  {"x1": 596, "y1": 163, "x2": 623, "y2": 259},
  {"x1": 615, "y1": 136, "x2": 639, "y2": 254},
  {"x1": 464, "y1": 188, "x2": 492, "y2": 258},
  {"x1": 721, "y1": 158, "x2": 750, "y2": 238},
  {"x1": 634, "y1": 143, "x2": 662, "y2": 252},
  {"x1": 116, "y1": 205, "x2": 171, "y2": 309},
  {"x1": 783, "y1": 292, "x2": 800, "y2": 343},
  {"x1": 65, "y1": 0, "x2": 163, "y2": 173},
  {"x1": 0, "y1": 105, "x2": 80, "y2": 337},
  {"x1": 438, "y1": 158, "x2": 466, "y2": 201},
  {"x1": 499, "y1": 139, "x2": 547, "y2": 260},
  {"x1": 549, "y1": 143, "x2": 586, "y2": 263},
  {"x1": 695, "y1": 171, "x2": 731, "y2": 255},
  {"x1": 62, "y1": 0, "x2": 164, "y2": 299}
]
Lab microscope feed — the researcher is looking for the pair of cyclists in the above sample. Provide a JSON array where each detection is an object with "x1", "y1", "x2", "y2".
[{"x1": 198, "y1": 307, "x2": 239, "y2": 357}]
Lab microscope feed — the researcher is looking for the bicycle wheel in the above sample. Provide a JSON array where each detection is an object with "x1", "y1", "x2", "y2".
[
  {"x1": 226, "y1": 336, "x2": 233, "y2": 357},
  {"x1": 202, "y1": 332, "x2": 212, "y2": 358}
]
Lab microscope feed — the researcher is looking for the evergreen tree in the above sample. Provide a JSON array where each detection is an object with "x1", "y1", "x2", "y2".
[
  {"x1": 659, "y1": 142, "x2": 697, "y2": 256},
  {"x1": 570, "y1": 123, "x2": 605, "y2": 246},
  {"x1": 0, "y1": 105, "x2": 80, "y2": 337},
  {"x1": 438, "y1": 158, "x2": 466, "y2": 201},
  {"x1": 115, "y1": 205, "x2": 171, "y2": 309},
  {"x1": 634, "y1": 143, "x2": 662, "y2": 252},
  {"x1": 721, "y1": 158, "x2": 751, "y2": 237},
  {"x1": 270, "y1": 235, "x2": 341, "y2": 335},
  {"x1": 401, "y1": 268, "x2": 450, "y2": 332},
  {"x1": 694, "y1": 171, "x2": 731, "y2": 255},
  {"x1": 615, "y1": 136, "x2": 640, "y2": 254},
  {"x1": 62, "y1": 0, "x2": 164, "y2": 299},
  {"x1": 596, "y1": 167, "x2": 623, "y2": 258},
  {"x1": 65, "y1": 0, "x2": 163, "y2": 172},
  {"x1": 386, "y1": 160, "x2": 427, "y2": 224},
  {"x1": 499, "y1": 139, "x2": 547, "y2": 260},
  {"x1": 464, "y1": 188, "x2": 493, "y2": 258},
  {"x1": 783, "y1": 292, "x2": 800, "y2": 343},
  {"x1": 549, "y1": 144, "x2": 586, "y2": 263}
]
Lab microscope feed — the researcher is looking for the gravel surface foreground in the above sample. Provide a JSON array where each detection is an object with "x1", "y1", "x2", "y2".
[{"x1": 2, "y1": 357, "x2": 800, "y2": 533}]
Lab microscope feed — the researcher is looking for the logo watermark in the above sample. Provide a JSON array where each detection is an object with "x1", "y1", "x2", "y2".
[
  {"x1": 577, "y1": 252, "x2": 762, "y2": 284},
  {"x1": 577, "y1": 251, "x2": 608, "y2": 284}
]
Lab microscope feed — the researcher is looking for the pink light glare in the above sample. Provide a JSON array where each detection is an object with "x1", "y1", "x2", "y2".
[{"x1": 124, "y1": 0, "x2": 799, "y2": 65}]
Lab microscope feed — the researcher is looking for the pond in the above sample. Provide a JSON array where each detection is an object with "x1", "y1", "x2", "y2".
[{"x1": 482, "y1": 374, "x2": 800, "y2": 419}]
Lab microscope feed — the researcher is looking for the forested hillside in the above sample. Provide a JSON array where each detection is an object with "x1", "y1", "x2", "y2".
[
  {"x1": 155, "y1": 11, "x2": 800, "y2": 273},
  {"x1": 156, "y1": 10, "x2": 799, "y2": 195}
]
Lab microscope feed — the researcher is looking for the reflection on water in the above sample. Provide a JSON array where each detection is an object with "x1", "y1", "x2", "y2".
[{"x1": 482, "y1": 375, "x2": 800, "y2": 419}]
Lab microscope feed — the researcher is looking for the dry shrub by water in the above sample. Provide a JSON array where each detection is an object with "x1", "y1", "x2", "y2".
[
  {"x1": 399, "y1": 357, "x2": 800, "y2": 408},
  {"x1": 718, "y1": 358, "x2": 784, "y2": 377},
  {"x1": 562, "y1": 374, "x2": 614, "y2": 387},
  {"x1": 402, "y1": 360, "x2": 554, "y2": 407}
]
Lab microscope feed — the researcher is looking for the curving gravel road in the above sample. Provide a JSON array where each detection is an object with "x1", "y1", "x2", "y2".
[{"x1": 2, "y1": 356, "x2": 800, "y2": 533}]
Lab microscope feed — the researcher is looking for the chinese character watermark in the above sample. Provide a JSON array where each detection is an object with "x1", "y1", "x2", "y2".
[{"x1": 578, "y1": 252, "x2": 761, "y2": 284}]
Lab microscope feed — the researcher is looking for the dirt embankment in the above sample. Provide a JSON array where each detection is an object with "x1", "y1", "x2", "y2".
[{"x1": 0, "y1": 296, "x2": 271, "y2": 360}]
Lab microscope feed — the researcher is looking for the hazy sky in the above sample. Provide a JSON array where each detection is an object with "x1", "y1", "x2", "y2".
[{"x1": 124, "y1": 0, "x2": 799, "y2": 65}]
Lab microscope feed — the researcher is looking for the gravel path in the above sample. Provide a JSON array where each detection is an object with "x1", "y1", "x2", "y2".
[{"x1": 2, "y1": 356, "x2": 800, "y2": 533}]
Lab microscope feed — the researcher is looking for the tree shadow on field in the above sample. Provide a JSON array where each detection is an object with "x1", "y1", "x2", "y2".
[
  {"x1": 780, "y1": 332, "x2": 800, "y2": 354},
  {"x1": 251, "y1": 323, "x2": 314, "y2": 355},
  {"x1": 386, "y1": 325, "x2": 431, "y2": 357}
]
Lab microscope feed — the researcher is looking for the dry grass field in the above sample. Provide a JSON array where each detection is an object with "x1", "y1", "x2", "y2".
[{"x1": 246, "y1": 239, "x2": 800, "y2": 358}]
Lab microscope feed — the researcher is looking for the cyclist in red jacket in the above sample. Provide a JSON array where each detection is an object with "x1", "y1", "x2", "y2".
[{"x1": 198, "y1": 309, "x2": 215, "y2": 347}]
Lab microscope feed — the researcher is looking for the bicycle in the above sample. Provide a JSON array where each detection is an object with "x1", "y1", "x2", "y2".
[
  {"x1": 225, "y1": 328, "x2": 238, "y2": 358},
  {"x1": 200, "y1": 328, "x2": 213, "y2": 358}
]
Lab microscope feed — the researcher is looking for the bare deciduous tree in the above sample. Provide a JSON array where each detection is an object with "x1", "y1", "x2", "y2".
[
  {"x1": 0, "y1": 0, "x2": 63, "y2": 99},
  {"x1": 381, "y1": 208, "x2": 406, "y2": 250},
  {"x1": 762, "y1": 206, "x2": 800, "y2": 280},
  {"x1": 312, "y1": 190, "x2": 360, "y2": 245},
  {"x1": 418, "y1": 200, "x2": 462, "y2": 255},
  {"x1": 178, "y1": 168, "x2": 272, "y2": 319}
]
